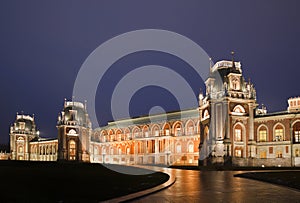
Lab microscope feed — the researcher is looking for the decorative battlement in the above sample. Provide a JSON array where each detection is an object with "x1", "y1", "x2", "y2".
[
  {"x1": 16, "y1": 114, "x2": 34, "y2": 121},
  {"x1": 288, "y1": 97, "x2": 300, "y2": 112},
  {"x1": 65, "y1": 101, "x2": 84, "y2": 109},
  {"x1": 212, "y1": 60, "x2": 242, "y2": 72}
]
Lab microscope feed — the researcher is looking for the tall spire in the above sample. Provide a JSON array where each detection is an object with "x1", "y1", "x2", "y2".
[
  {"x1": 231, "y1": 51, "x2": 235, "y2": 69},
  {"x1": 209, "y1": 57, "x2": 213, "y2": 74}
]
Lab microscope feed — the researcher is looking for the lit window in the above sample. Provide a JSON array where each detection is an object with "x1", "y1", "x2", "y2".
[
  {"x1": 69, "y1": 140, "x2": 76, "y2": 160},
  {"x1": 235, "y1": 149, "x2": 242, "y2": 157},
  {"x1": 188, "y1": 143, "x2": 194, "y2": 153},
  {"x1": 276, "y1": 151, "x2": 282, "y2": 158},
  {"x1": 259, "y1": 130, "x2": 267, "y2": 142},
  {"x1": 188, "y1": 127, "x2": 194, "y2": 135},
  {"x1": 176, "y1": 128, "x2": 181, "y2": 136},
  {"x1": 260, "y1": 151, "x2": 266, "y2": 158},
  {"x1": 18, "y1": 146, "x2": 23, "y2": 153},
  {"x1": 275, "y1": 128, "x2": 283, "y2": 141},
  {"x1": 295, "y1": 131, "x2": 300, "y2": 143},
  {"x1": 126, "y1": 147, "x2": 130, "y2": 155},
  {"x1": 68, "y1": 129, "x2": 77, "y2": 135},
  {"x1": 176, "y1": 144, "x2": 181, "y2": 153},
  {"x1": 19, "y1": 122, "x2": 25, "y2": 130},
  {"x1": 295, "y1": 149, "x2": 299, "y2": 157},
  {"x1": 144, "y1": 131, "x2": 149, "y2": 137},
  {"x1": 165, "y1": 129, "x2": 170, "y2": 136},
  {"x1": 155, "y1": 130, "x2": 159, "y2": 137},
  {"x1": 235, "y1": 129, "x2": 242, "y2": 141}
]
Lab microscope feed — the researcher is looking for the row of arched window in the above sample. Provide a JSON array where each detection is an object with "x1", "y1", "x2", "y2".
[
  {"x1": 257, "y1": 121, "x2": 300, "y2": 142},
  {"x1": 30, "y1": 144, "x2": 57, "y2": 155},
  {"x1": 93, "y1": 120, "x2": 199, "y2": 143},
  {"x1": 92, "y1": 141, "x2": 196, "y2": 155}
]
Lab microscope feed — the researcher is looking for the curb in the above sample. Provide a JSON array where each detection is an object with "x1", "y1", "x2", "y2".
[{"x1": 102, "y1": 168, "x2": 176, "y2": 203}]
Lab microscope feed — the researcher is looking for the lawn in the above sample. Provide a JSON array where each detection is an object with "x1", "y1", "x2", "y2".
[
  {"x1": 234, "y1": 171, "x2": 300, "y2": 190},
  {"x1": 0, "y1": 161, "x2": 169, "y2": 202}
]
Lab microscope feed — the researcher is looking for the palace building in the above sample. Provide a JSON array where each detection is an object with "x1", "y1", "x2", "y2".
[{"x1": 5, "y1": 58, "x2": 300, "y2": 167}]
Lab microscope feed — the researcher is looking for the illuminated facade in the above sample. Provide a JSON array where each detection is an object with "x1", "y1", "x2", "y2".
[{"x1": 5, "y1": 59, "x2": 300, "y2": 167}]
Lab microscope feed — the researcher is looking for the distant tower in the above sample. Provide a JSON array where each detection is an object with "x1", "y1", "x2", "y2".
[
  {"x1": 57, "y1": 99, "x2": 92, "y2": 162},
  {"x1": 199, "y1": 53, "x2": 258, "y2": 166},
  {"x1": 10, "y1": 113, "x2": 39, "y2": 160}
]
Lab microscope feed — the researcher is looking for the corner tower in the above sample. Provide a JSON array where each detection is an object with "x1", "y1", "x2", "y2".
[
  {"x1": 199, "y1": 57, "x2": 258, "y2": 166},
  {"x1": 10, "y1": 114, "x2": 39, "y2": 160},
  {"x1": 57, "y1": 99, "x2": 92, "y2": 162}
]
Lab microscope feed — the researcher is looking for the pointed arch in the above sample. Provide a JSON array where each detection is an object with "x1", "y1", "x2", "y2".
[
  {"x1": 185, "y1": 119, "x2": 195, "y2": 135},
  {"x1": 233, "y1": 122, "x2": 246, "y2": 142},
  {"x1": 123, "y1": 127, "x2": 131, "y2": 140},
  {"x1": 257, "y1": 124, "x2": 268, "y2": 142},
  {"x1": 132, "y1": 126, "x2": 141, "y2": 138},
  {"x1": 273, "y1": 122, "x2": 285, "y2": 141},
  {"x1": 142, "y1": 125, "x2": 150, "y2": 138},
  {"x1": 162, "y1": 122, "x2": 171, "y2": 136},
  {"x1": 187, "y1": 140, "x2": 194, "y2": 153},
  {"x1": 151, "y1": 124, "x2": 161, "y2": 137},
  {"x1": 172, "y1": 121, "x2": 183, "y2": 136},
  {"x1": 115, "y1": 129, "x2": 123, "y2": 141}
]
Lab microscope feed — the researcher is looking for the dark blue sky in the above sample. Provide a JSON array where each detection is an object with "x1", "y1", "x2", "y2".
[{"x1": 0, "y1": 0, "x2": 299, "y2": 144}]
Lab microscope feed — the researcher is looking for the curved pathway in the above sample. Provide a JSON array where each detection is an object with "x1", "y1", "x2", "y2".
[{"x1": 131, "y1": 167, "x2": 300, "y2": 203}]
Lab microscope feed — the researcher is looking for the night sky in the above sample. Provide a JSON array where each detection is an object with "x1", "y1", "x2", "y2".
[{"x1": 0, "y1": 1, "x2": 299, "y2": 144}]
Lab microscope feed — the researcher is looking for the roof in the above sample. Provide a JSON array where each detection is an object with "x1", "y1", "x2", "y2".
[{"x1": 95, "y1": 108, "x2": 199, "y2": 130}]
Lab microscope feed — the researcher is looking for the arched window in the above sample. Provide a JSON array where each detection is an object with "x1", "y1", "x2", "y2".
[
  {"x1": 258, "y1": 125, "x2": 268, "y2": 142},
  {"x1": 173, "y1": 122, "x2": 183, "y2": 136},
  {"x1": 185, "y1": 120, "x2": 194, "y2": 135},
  {"x1": 188, "y1": 142, "x2": 194, "y2": 153},
  {"x1": 295, "y1": 149, "x2": 299, "y2": 157},
  {"x1": 233, "y1": 105, "x2": 246, "y2": 114},
  {"x1": 163, "y1": 123, "x2": 171, "y2": 136},
  {"x1": 274, "y1": 124, "x2": 284, "y2": 141},
  {"x1": 234, "y1": 147, "x2": 242, "y2": 157},
  {"x1": 132, "y1": 127, "x2": 140, "y2": 138},
  {"x1": 94, "y1": 146, "x2": 98, "y2": 155},
  {"x1": 293, "y1": 122, "x2": 300, "y2": 143},
  {"x1": 151, "y1": 125, "x2": 160, "y2": 137},
  {"x1": 18, "y1": 146, "x2": 23, "y2": 153},
  {"x1": 142, "y1": 126, "x2": 149, "y2": 138},
  {"x1": 68, "y1": 129, "x2": 77, "y2": 135},
  {"x1": 234, "y1": 124, "x2": 243, "y2": 141},
  {"x1": 176, "y1": 143, "x2": 181, "y2": 153},
  {"x1": 69, "y1": 140, "x2": 76, "y2": 160}
]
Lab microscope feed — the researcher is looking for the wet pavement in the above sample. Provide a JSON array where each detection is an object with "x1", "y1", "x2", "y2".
[{"x1": 131, "y1": 167, "x2": 300, "y2": 203}]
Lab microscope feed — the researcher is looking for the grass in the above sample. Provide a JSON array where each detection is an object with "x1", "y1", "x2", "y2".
[
  {"x1": 0, "y1": 161, "x2": 169, "y2": 202},
  {"x1": 170, "y1": 165, "x2": 300, "y2": 171},
  {"x1": 234, "y1": 171, "x2": 300, "y2": 190}
]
